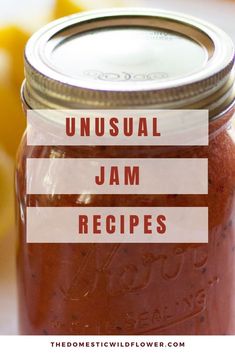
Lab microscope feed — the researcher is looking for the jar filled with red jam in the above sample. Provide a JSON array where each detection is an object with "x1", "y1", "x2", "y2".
[{"x1": 16, "y1": 9, "x2": 235, "y2": 334}]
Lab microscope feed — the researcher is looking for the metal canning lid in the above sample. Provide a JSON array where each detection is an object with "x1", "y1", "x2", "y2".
[{"x1": 23, "y1": 8, "x2": 235, "y2": 118}]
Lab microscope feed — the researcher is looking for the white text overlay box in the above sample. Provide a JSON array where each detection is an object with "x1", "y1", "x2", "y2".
[
  {"x1": 27, "y1": 207, "x2": 208, "y2": 243},
  {"x1": 26, "y1": 158, "x2": 208, "y2": 195},
  {"x1": 27, "y1": 109, "x2": 209, "y2": 146}
]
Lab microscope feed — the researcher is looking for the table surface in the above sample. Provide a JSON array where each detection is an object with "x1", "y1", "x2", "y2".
[{"x1": 0, "y1": 0, "x2": 235, "y2": 335}]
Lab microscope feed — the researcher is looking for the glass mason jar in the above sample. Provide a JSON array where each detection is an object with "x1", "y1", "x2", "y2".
[{"x1": 15, "y1": 9, "x2": 235, "y2": 334}]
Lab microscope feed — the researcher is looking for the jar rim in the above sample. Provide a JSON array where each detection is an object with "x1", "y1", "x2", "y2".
[{"x1": 23, "y1": 8, "x2": 235, "y2": 117}]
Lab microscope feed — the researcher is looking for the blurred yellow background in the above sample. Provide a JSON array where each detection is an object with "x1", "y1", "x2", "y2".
[{"x1": 0, "y1": 0, "x2": 127, "y2": 241}]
